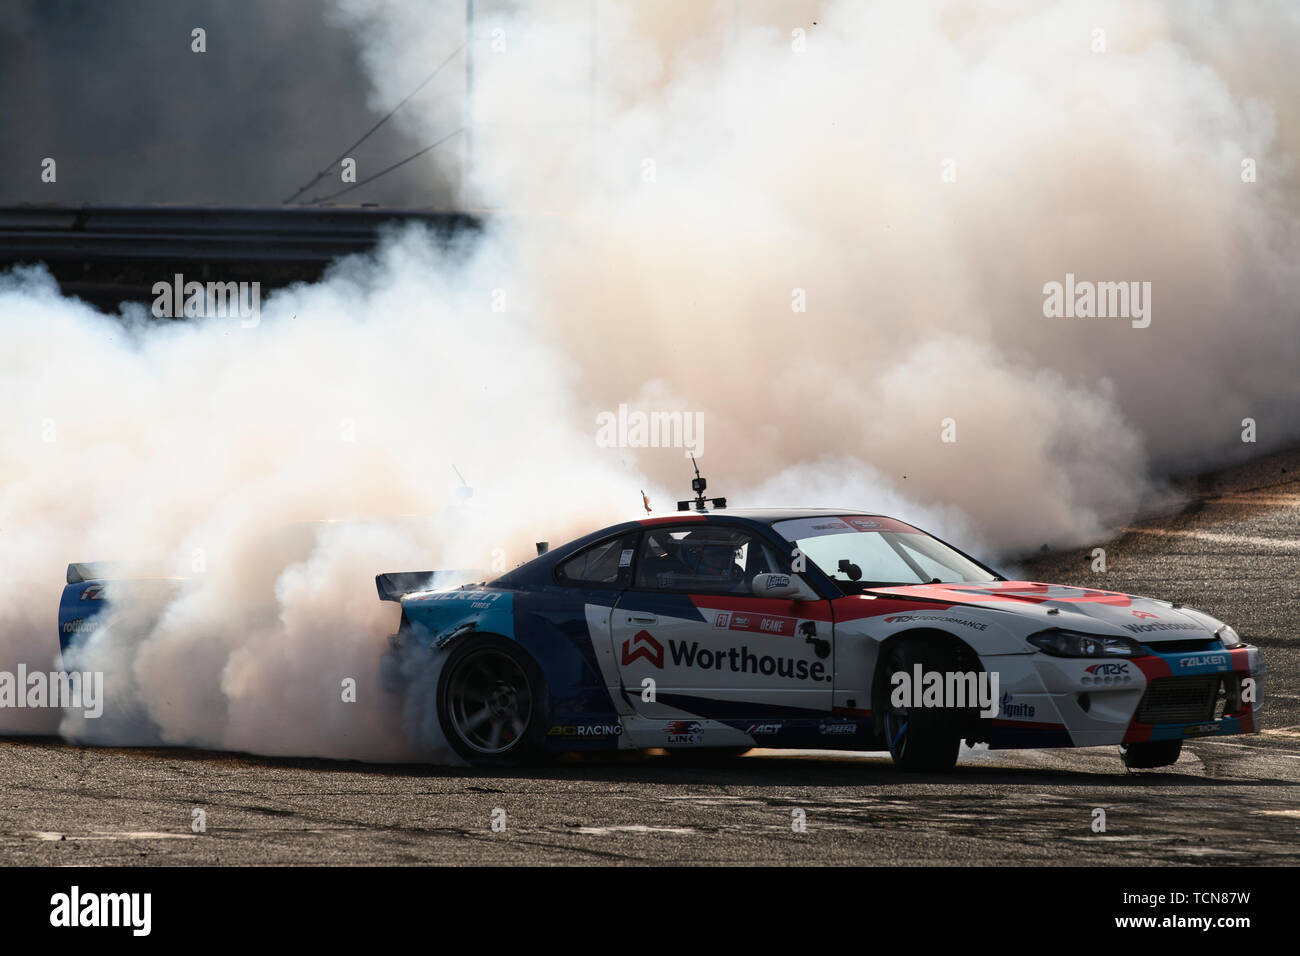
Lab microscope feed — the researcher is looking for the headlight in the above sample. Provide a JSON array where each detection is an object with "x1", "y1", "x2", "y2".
[
  {"x1": 1027, "y1": 630, "x2": 1143, "y2": 658},
  {"x1": 1216, "y1": 625, "x2": 1242, "y2": 647}
]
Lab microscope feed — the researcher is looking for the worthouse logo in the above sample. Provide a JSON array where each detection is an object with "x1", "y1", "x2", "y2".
[{"x1": 621, "y1": 630, "x2": 664, "y2": 668}]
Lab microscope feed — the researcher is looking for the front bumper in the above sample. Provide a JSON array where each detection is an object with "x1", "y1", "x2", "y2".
[{"x1": 984, "y1": 642, "x2": 1265, "y2": 750}]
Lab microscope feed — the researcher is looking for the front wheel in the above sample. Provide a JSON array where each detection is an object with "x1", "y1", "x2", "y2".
[
  {"x1": 1119, "y1": 739, "x2": 1182, "y2": 769},
  {"x1": 437, "y1": 637, "x2": 547, "y2": 765},
  {"x1": 882, "y1": 636, "x2": 964, "y2": 772}
]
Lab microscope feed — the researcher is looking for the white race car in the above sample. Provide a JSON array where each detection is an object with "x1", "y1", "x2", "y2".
[{"x1": 370, "y1": 506, "x2": 1266, "y2": 770}]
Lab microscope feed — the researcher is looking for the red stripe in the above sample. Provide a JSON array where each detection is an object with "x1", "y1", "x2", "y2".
[
  {"x1": 1131, "y1": 654, "x2": 1172, "y2": 680},
  {"x1": 690, "y1": 594, "x2": 834, "y2": 623},
  {"x1": 832, "y1": 595, "x2": 957, "y2": 622},
  {"x1": 991, "y1": 719, "x2": 1067, "y2": 730},
  {"x1": 638, "y1": 514, "x2": 706, "y2": 525},
  {"x1": 833, "y1": 705, "x2": 872, "y2": 717},
  {"x1": 1122, "y1": 722, "x2": 1154, "y2": 744}
]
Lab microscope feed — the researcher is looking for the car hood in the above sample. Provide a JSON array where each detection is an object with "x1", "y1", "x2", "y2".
[{"x1": 865, "y1": 580, "x2": 1225, "y2": 642}]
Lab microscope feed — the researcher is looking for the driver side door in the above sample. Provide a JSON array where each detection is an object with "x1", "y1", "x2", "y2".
[{"x1": 610, "y1": 522, "x2": 834, "y2": 721}]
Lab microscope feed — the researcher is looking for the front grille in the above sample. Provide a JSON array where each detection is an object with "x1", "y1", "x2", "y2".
[
  {"x1": 1136, "y1": 676, "x2": 1220, "y2": 724},
  {"x1": 1142, "y1": 639, "x2": 1217, "y2": 653}
]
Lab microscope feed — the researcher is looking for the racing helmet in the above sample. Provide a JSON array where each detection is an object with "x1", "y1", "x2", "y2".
[{"x1": 678, "y1": 532, "x2": 741, "y2": 579}]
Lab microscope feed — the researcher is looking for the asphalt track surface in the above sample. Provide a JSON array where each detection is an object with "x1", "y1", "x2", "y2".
[{"x1": 3, "y1": 451, "x2": 1298, "y2": 866}]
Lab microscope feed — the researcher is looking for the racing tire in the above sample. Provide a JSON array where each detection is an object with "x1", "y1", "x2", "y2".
[
  {"x1": 882, "y1": 635, "x2": 965, "y2": 772},
  {"x1": 1119, "y1": 739, "x2": 1182, "y2": 769},
  {"x1": 437, "y1": 636, "x2": 548, "y2": 766}
]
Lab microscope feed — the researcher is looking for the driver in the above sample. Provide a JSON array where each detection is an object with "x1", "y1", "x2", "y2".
[{"x1": 678, "y1": 533, "x2": 743, "y2": 585}]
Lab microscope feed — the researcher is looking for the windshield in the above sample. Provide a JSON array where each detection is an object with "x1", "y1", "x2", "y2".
[{"x1": 772, "y1": 515, "x2": 999, "y2": 593}]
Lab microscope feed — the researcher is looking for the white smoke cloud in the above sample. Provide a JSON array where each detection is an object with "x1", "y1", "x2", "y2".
[{"x1": 1, "y1": 0, "x2": 1298, "y2": 758}]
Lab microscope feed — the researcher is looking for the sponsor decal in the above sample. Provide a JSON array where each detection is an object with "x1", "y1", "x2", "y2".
[
  {"x1": 713, "y1": 612, "x2": 731, "y2": 629},
  {"x1": 726, "y1": 613, "x2": 796, "y2": 636},
  {"x1": 665, "y1": 720, "x2": 703, "y2": 744},
  {"x1": 818, "y1": 721, "x2": 857, "y2": 735},
  {"x1": 1084, "y1": 662, "x2": 1130, "y2": 676},
  {"x1": 621, "y1": 630, "x2": 664, "y2": 668},
  {"x1": 1131, "y1": 610, "x2": 1159, "y2": 620},
  {"x1": 60, "y1": 618, "x2": 100, "y2": 636},
  {"x1": 1183, "y1": 722, "x2": 1220, "y2": 737},
  {"x1": 745, "y1": 722, "x2": 782, "y2": 735},
  {"x1": 883, "y1": 614, "x2": 988, "y2": 631},
  {"x1": 846, "y1": 518, "x2": 882, "y2": 530},
  {"x1": 548, "y1": 723, "x2": 623, "y2": 737},
  {"x1": 79, "y1": 585, "x2": 105, "y2": 601},
  {"x1": 1180, "y1": 654, "x2": 1229, "y2": 669},
  {"x1": 764, "y1": 573, "x2": 791, "y2": 591},
  {"x1": 999, "y1": 692, "x2": 1036, "y2": 719},
  {"x1": 1122, "y1": 621, "x2": 1200, "y2": 633},
  {"x1": 668, "y1": 640, "x2": 832, "y2": 682}
]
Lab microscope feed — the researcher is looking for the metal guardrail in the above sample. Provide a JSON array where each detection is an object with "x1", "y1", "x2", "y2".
[{"x1": 0, "y1": 204, "x2": 479, "y2": 310}]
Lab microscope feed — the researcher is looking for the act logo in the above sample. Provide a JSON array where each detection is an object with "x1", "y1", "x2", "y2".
[{"x1": 621, "y1": 629, "x2": 664, "y2": 668}]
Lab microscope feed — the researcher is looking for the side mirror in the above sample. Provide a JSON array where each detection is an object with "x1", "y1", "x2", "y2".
[{"x1": 751, "y1": 572, "x2": 816, "y2": 600}]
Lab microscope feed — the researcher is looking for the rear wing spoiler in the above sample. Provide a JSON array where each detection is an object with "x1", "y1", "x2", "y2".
[
  {"x1": 375, "y1": 570, "x2": 486, "y2": 602},
  {"x1": 67, "y1": 562, "x2": 118, "y2": 585}
]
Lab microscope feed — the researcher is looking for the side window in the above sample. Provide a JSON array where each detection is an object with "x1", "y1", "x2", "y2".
[
  {"x1": 555, "y1": 532, "x2": 639, "y2": 588},
  {"x1": 634, "y1": 525, "x2": 783, "y2": 594}
]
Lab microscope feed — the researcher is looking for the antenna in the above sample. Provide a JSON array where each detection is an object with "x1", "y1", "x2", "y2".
[{"x1": 452, "y1": 464, "x2": 473, "y2": 501}]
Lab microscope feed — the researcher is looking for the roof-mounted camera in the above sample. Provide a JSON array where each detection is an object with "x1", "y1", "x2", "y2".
[{"x1": 677, "y1": 456, "x2": 727, "y2": 512}]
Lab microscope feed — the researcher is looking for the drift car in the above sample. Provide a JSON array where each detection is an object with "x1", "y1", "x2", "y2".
[
  {"x1": 369, "y1": 507, "x2": 1265, "y2": 771},
  {"x1": 57, "y1": 507, "x2": 1266, "y2": 772}
]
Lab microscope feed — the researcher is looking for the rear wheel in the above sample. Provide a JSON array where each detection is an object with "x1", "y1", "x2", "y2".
[
  {"x1": 437, "y1": 637, "x2": 547, "y2": 765},
  {"x1": 882, "y1": 636, "x2": 965, "y2": 772},
  {"x1": 1119, "y1": 739, "x2": 1182, "y2": 769}
]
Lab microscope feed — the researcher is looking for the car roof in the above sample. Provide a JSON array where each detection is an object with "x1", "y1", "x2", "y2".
[{"x1": 661, "y1": 507, "x2": 886, "y2": 524}]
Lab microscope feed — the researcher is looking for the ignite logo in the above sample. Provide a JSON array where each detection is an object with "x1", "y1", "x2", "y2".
[
  {"x1": 620, "y1": 630, "x2": 664, "y2": 668},
  {"x1": 999, "y1": 693, "x2": 1036, "y2": 719}
]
